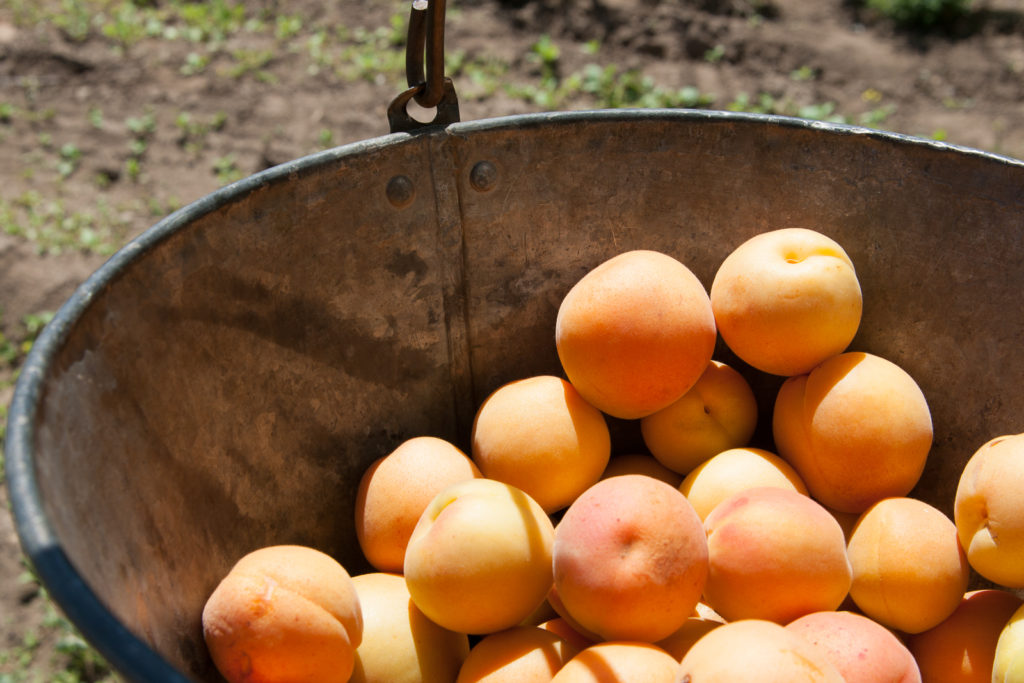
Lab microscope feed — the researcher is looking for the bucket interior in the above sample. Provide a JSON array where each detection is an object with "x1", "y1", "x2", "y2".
[{"x1": 10, "y1": 110, "x2": 1024, "y2": 681}]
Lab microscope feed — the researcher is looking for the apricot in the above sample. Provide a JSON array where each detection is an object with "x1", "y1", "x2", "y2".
[
  {"x1": 539, "y1": 617, "x2": 597, "y2": 653},
  {"x1": 600, "y1": 453, "x2": 683, "y2": 488},
  {"x1": 552, "y1": 474, "x2": 708, "y2": 643},
  {"x1": 201, "y1": 545, "x2": 362, "y2": 683},
  {"x1": 456, "y1": 625, "x2": 578, "y2": 683},
  {"x1": 702, "y1": 486, "x2": 851, "y2": 624},
  {"x1": 954, "y1": 433, "x2": 1024, "y2": 588},
  {"x1": 677, "y1": 619, "x2": 844, "y2": 682},
  {"x1": 786, "y1": 611, "x2": 921, "y2": 683},
  {"x1": 994, "y1": 602, "x2": 1024, "y2": 683},
  {"x1": 678, "y1": 446, "x2": 808, "y2": 522},
  {"x1": 471, "y1": 375, "x2": 611, "y2": 513},
  {"x1": 709, "y1": 227, "x2": 862, "y2": 376},
  {"x1": 350, "y1": 572, "x2": 469, "y2": 683},
  {"x1": 404, "y1": 478, "x2": 555, "y2": 635},
  {"x1": 550, "y1": 642, "x2": 679, "y2": 683},
  {"x1": 554, "y1": 249, "x2": 716, "y2": 420},
  {"x1": 905, "y1": 588, "x2": 1023, "y2": 683},
  {"x1": 655, "y1": 616, "x2": 723, "y2": 662},
  {"x1": 847, "y1": 497, "x2": 970, "y2": 634},
  {"x1": 772, "y1": 351, "x2": 933, "y2": 513},
  {"x1": 355, "y1": 436, "x2": 481, "y2": 572},
  {"x1": 640, "y1": 360, "x2": 758, "y2": 474}
]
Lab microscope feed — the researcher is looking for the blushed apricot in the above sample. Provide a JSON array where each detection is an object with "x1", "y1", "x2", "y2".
[
  {"x1": 678, "y1": 446, "x2": 808, "y2": 522},
  {"x1": 677, "y1": 619, "x2": 844, "y2": 682},
  {"x1": 456, "y1": 625, "x2": 578, "y2": 683},
  {"x1": 202, "y1": 545, "x2": 362, "y2": 683},
  {"x1": 773, "y1": 351, "x2": 933, "y2": 514},
  {"x1": 905, "y1": 589, "x2": 1023, "y2": 683},
  {"x1": 350, "y1": 572, "x2": 469, "y2": 683},
  {"x1": 553, "y1": 475, "x2": 708, "y2": 643},
  {"x1": 471, "y1": 375, "x2": 610, "y2": 513},
  {"x1": 555, "y1": 250, "x2": 716, "y2": 420},
  {"x1": 641, "y1": 360, "x2": 759, "y2": 474},
  {"x1": 355, "y1": 436, "x2": 481, "y2": 572},
  {"x1": 787, "y1": 611, "x2": 921, "y2": 683},
  {"x1": 551, "y1": 642, "x2": 679, "y2": 683},
  {"x1": 655, "y1": 616, "x2": 723, "y2": 662},
  {"x1": 847, "y1": 497, "x2": 970, "y2": 634},
  {"x1": 702, "y1": 486, "x2": 851, "y2": 624}
]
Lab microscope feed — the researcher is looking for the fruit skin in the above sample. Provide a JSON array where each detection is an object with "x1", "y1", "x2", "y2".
[
  {"x1": 772, "y1": 351, "x2": 933, "y2": 514},
  {"x1": 677, "y1": 619, "x2": 845, "y2": 682},
  {"x1": 471, "y1": 375, "x2": 610, "y2": 513},
  {"x1": 355, "y1": 436, "x2": 481, "y2": 572},
  {"x1": 403, "y1": 478, "x2": 555, "y2": 635},
  {"x1": 551, "y1": 642, "x2": 680, "y2": 683},
  {"x1": 786, "y1": 611, "x2": 921, "y2": 683},
  {"x1": 709, "y1": 227, "x2": 862, "y2": 376},
  {"x1": 994, "y1": 602, "x2": 1024, "y2": 683},
  {"x1": 456, "y1": 625, "x2": 578, "y2": 683},
  {"x1": 201, "y1": 545, "x2": 363, "y2": 683},
  {"x1": 552, "y1": 474, "x2": 708, "y2": 643},
  {"x1": 350, "y1": 572, "x2": 469, "y2": 683},
  {"x1": 640, "y1": 360, "x2": 758, "y2": 474},
  {"x1": 600, "y1": 453, "x2": 683, "y2": 488},
  {"x1": 555, "y1": 249, "x2": 716, "y2": 420},
  {"x1": 701, "y1": 486, "x2": 852, "y2": 624},
  {"x1": 655, "y1": 616, "x2": 723, "y2": 662},
  {"x1": 954, "y1": 433, "x2": 1024, "y2": 588},
  {"x1": 678, "y1": 446, "x2": 808, "y2": 522},
  {"x1": 906, "y1": 588, "x2": 1023, "y2": 683},
  {"x1": 846, "y1": 497, "x2": 970, "y2": 635}
]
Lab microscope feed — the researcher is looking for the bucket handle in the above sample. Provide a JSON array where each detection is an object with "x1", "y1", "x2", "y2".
[{"x1": 387, "y1": 0, "x2": 461, "y2": 133}]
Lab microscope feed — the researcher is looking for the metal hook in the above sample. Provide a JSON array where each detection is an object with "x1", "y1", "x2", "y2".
[{"x1": 388, "y1": 0, "x2": 460, "y2": 133}]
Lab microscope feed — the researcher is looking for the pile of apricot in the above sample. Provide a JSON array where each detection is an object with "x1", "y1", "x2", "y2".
[{"x1": 202, "y1": 228, "x2": 1024, "y2": 683}]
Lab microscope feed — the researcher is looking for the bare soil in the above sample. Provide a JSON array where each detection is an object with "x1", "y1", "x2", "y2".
[{"x1": 1, "y1": 0, "x2": 1022, "y2": 679}]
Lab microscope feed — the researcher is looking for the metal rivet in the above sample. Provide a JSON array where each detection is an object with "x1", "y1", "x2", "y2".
[
  {"x1": 470, "y1": 161, "x2": 497, "y2": 192},
  {"x1": 386, "y1": 175, "x2": 415, "y2": 208}
]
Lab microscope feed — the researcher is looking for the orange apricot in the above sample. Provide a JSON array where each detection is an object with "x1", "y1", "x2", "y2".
[
  {"x1": 555, "y1": 250, "x2": 716, "y2": 420},
  {"x1": 202, "y1": 545, "x2": 362, "y2": 683}
]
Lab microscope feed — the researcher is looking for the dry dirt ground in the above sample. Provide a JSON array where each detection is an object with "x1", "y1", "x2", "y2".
[{"x1": 0, "y1": 0, "x2": 1022, "y2": 679}]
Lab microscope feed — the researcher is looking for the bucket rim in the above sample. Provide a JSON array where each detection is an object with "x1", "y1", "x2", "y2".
[{"x1": 4, "y1": 107, "x2": 1022, "y2": 682}]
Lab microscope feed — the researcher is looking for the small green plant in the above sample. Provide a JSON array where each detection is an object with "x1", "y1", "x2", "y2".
[
  {"x1": 213, "y1": 154, "x2": 242, "y2": 185},
  {"x1": 0, "y1": 103, "x2": 14, "y2": 124},
  {"x1": 57, "y1": 143, "x2": 83, "y2": 179},
  {"x1": 180, "y1": 51, "x2": 211, "y2": 76},
  {"x1": 865, "y1": 0, "x2": 972, "y2": 27},
  {"x1": 227, "y1": 48, "x2": 276, "y2": 82},
  {"x1": 704, "y1": 44, "x2": 726, "y2": 64}
]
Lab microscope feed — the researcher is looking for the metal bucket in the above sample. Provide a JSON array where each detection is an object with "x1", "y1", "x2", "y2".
[{"x1": 5, "y1": 108, "x2": 1024, "y2": 681}]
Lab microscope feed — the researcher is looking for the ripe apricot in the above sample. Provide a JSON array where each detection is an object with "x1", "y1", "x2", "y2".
[
  {"x1": 678, "y1": 619, "x2": 844, "y2": 682},
  {"x1": 710, "y1": 227, "x2": 862, "y2": 376},
  {"x1": 847, "y1": 497, "x2": 970, "y2": 634},
  {"x1": 355, "y1": 436, "x2": 481, "y2": 572},
  {"x1": 678, "y1": 446, "x2": 808, "y2": 522},
  {"x1": 640, "y1": 360, "x2": 758, "y2": 474},
  {"x1": 555, "y1": 250, "x2": 716, "y2": 420},
  {"x1": 786, "y1": 611, "x2": 921, "y2": 683},
  {"x1": 600, "y1": 453, "x2": 683, "y2": 488},
  {"x1": 954, "y1": 433, "x2": 1024, "y2": 588},
  {"x1": 202, "y1": 545, "x2": 362, "y2": 683},
  {"x1": 404, "y1": 478, "x2": 555, "y2": 635},
  {"x1": 350, "y1": 572, "x2": 469, "y2": 683},
  {"x1": 906, "y1": 589, "x2": 1023, "y2": 683},
  {"x1": 550, "y1": 642, "x2": 679, "y2": 683},
  {"x1": 471, "y1": 375, "x2": 610, "y2": 513},
  {"x1": 456, "y1": 625, "x2": 578, "y2": 683},
  {"x1": 701, "y1": 486, "x2": 851, "y2": 624},
  {"x1": 552, "y1": 474, "x2": 708, "y2": 643},
  {"x1": 772, "y1": 351, "x2": 933, "y2": 514}
]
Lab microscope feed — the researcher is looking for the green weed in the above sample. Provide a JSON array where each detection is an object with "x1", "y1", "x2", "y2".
[{"x1": 864, "y1": 0, "x2": 972, "y2": 27}]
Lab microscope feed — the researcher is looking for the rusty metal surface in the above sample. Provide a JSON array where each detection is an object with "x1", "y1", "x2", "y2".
[{"x1": 6, "y1": 110, "x2": 1024, "y2": 681}]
